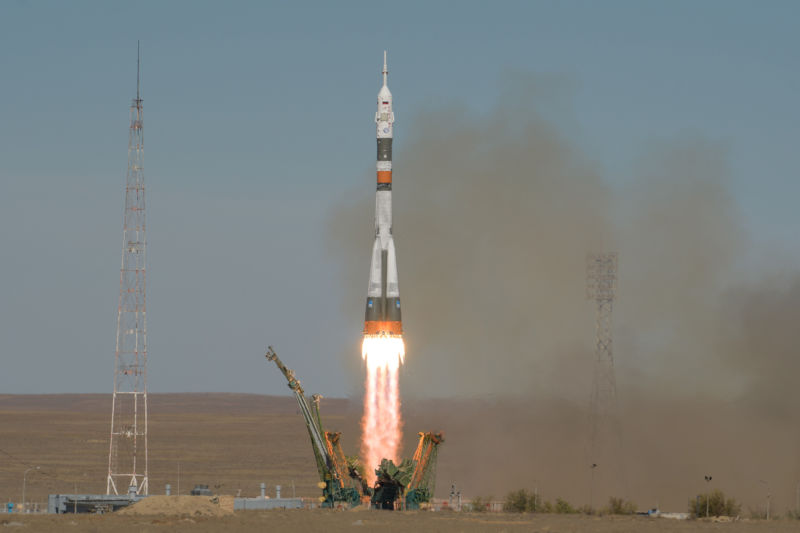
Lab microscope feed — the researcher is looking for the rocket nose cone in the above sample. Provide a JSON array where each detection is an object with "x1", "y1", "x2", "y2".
[{"x1": 378, "y1": 85, "x2": 392, "y2": 100}]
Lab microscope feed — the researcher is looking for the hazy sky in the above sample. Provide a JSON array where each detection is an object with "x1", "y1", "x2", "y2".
[{"x1": 0, "y1": 1, "x2": 797, "y2": 396}]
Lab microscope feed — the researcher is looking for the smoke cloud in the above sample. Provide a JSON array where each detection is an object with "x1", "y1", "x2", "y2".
[{"x1": 328, "y1": 74, "x2": 800, "y2": 511}]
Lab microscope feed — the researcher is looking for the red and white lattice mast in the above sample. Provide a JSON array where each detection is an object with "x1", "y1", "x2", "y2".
[{"x1": 107, "y1": 42, "x2": 149, "y2": 496}]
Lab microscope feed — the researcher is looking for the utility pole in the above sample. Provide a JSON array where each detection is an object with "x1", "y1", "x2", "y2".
[
  {"x1": 760, "y1": 480, "x2": 771, "y2": 520},
  {"x1": 107, "y1": 42, "x2": 149, "y2": 496}
]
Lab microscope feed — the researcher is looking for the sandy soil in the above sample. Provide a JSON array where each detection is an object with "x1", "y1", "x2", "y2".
[
  {"x1": 118, "y1": 495, "x2": 233, "y2": 516},
  {"x1": 0, "y1": 394, "x2": 338, "y2": 505},
  {"x1": 3, "y1": 511, "x2": 800, "y2": 533},
  {"x1": 1, "y1": 393, "x2": 797, "y2": 517}
]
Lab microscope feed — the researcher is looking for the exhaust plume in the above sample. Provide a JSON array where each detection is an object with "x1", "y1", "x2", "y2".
[{"x1": 329, "y1": 73, "x2": 800, "y2": 510}]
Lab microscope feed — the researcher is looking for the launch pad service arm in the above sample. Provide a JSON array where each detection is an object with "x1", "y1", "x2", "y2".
[{"x1": 265, "y1": 347, "x2": 333, "y2": 479}]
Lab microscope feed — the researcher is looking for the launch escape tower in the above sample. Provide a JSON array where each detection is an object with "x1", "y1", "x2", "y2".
[
  {"x1": 585, "y1": 252, "x2": 624, "y2": 503},
  {"x1": 107, "y1": 43, "x2": 149, "y2": 496}
]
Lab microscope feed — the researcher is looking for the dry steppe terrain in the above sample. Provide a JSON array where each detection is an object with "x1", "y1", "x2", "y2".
[
  {"x1": 3, "y1": 510, "x2": 800, "y2": 533},
  {"x1": 1, "y1": 393, "x2": 798, "y2": 532},
  {"x1": 0, "y1": 394, "x2": 340, "y2": 504}
]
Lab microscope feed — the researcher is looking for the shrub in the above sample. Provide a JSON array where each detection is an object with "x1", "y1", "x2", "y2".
[
  {"x1": 605, "y1": 496, "x2": 637, "y2": 515},
  {"x1": 554, "y1": 497, "x2": 578, "y2": 514},
  {"x1": 579, "y1": 504, "x2": 595, "y2": 515},
  {"x1": 470, "y1": 495, "x2": 492, "y2": 513},
  {"x1": 503, "y1": 489, "x2": 531, "y2": 513},
  {"x1": 689, "y1": 489, "x2": 741, "y2": 518},
  {"x1": 528, "y1": 492, "x2": 544, "y2": 512},
  {"x1": 502, "y1": 489, "x2": 551, "y2": 513}
]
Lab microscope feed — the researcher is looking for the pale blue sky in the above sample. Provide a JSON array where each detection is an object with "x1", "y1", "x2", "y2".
[{"x1": 0, "y1": 1, "x2": 797, "y2": 395}]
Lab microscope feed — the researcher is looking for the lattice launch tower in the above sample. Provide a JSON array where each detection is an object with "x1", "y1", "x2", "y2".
[
  {"x1": 107, "y1": 43, "x2": 149, "y2": 496},
  {"x1": 586, "y1": 252, "x2": 623, "y2": 501}
]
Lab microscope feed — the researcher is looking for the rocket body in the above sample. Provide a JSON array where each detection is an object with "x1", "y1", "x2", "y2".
[{"x1": 364, "y1": 52, "x2": 402, "y2": 336}]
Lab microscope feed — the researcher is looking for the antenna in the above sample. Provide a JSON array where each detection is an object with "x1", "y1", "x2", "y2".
[
  {"x1": 136, "y1": 40, "x2": 141, "y2": 102},
  {"x1": 107, "y1": 43, "x2": 149, "y2": 496},
  {"x1": 585, "y1": 252, "x2": 625, "y2": 505}
]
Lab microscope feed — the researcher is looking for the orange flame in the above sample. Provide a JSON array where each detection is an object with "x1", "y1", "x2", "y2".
[{"x1": 361, "y1": 334, "x2": 404, "y2": 484}]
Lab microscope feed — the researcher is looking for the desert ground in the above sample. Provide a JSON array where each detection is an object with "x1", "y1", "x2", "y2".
[
  {"x1": 0, "y1": 394, "x2": 336, "y2": 504},
  {"x1": 1, "y1": 393, "x2": 798, "y2": 532},
  {"x1": 3, "y1": 509, "x2": 800, "y2": 533}
]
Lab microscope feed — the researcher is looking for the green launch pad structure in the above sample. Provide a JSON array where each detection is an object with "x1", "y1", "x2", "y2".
[{"x1": 264, "y1": 347, "x2": 442, "y2": 509}]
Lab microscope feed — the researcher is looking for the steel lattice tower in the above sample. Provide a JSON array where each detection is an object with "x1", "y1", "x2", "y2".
[
  {"x1": 107, "y1": 43, "x2": 149, "y2": 496},
  {"x1": 586, "y1": 252, "x2": 623, "y2": 502}
]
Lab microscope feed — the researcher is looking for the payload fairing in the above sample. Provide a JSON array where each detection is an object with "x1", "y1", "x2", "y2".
[{"x1": 364, "y1": 52, "x2": 402, "y2": 337}]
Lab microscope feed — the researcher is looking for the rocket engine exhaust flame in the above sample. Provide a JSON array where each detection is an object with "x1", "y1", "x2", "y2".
[
  {"x1": 361, "y1": 53, "x2": 405, "y2": 484},
  {"x1": 361, "y1": 334, "x2": 405, "y2": 484},
  {"x1": 362, "y1": 334, "x2": 405, "y2": 369}
]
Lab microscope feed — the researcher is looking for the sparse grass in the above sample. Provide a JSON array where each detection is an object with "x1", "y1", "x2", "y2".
[
  {"x1": 785, "y1": 509, "x2": 800, "y2": 520},
  {"x1": 502, "y1": 489, "x2": 551, "y2": 513},
  {"x1": 502, "y1": 490, "x2": 581, "y2": 515},
  {"x1": 14, "y1": 509, "x2": 800, "y2": 532},
  {"x1": 503, "y1": 489, "x2": 532, "y2": 512},
  {"x1": 554, "y1": 497, "x2": 578, "y2": 514},
  {"x1": 603, "y1": 496, "x2": 637, "y2": 515},
  {"x1": 469, "y1": 495, "x2": 492, "y2": 512},
  {"x1": 0, "y1": 394, "x2": 337, "y2": 503},
  {"x1": 689, "y1": 489, "x2": 741, "y2": 518}
]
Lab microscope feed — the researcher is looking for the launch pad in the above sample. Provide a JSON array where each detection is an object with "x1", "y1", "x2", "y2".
[{"x1": 264, "y1": 347, "x2": 442, "y2": 510}]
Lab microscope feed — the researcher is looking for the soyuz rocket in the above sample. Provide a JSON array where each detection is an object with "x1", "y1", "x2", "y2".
[{"x1": 364, "y1": 52, "x2": 402, "y2": 337}]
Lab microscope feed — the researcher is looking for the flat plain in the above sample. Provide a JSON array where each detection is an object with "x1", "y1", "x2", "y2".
[
  {"x1": 0, "y1": 393, "x2": 337, "y2": 504},
  {"x1": 1, "y1": 394, "x2": 797, "y2": 532},
  {"x1": 3, "y1": 510, "x2": 800, "y2": 533}
]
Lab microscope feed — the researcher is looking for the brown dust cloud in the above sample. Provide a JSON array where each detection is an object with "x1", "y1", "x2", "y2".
[{"x1": 328, "y1": 75, "x2": 800, "y2": 513}]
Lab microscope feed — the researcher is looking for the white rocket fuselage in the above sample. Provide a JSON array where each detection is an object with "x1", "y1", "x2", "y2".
[{"x1": 364, "y1": 52, "x2": 402, "y2": 336}]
